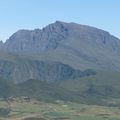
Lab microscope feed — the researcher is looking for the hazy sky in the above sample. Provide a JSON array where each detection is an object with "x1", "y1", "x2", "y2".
[{"x1": 0, "y1": 0, "x2": 120, "y2": 41}]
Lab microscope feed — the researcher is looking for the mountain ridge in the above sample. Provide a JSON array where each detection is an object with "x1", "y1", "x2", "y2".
[{"x1": 1, "y1": 21, "x2": 120, "y2": 53}]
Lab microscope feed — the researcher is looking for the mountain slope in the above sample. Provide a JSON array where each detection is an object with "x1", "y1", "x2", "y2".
[
  {"x1": 0, "y1": 21, "x2": 120, "y2": 107},
  {"x1": 1, "y1": 21, "x2": 120, "y2": 71},
  {"x1": 0, "y1": 41, "x2": 3, "y2": 48},
  {"x1": 0, "y1": 21, "x2": 120, "y2": 83},
  {"x1": 0, "y1": 54, "x2": 96, "y2": 83},
  {"x1": 18, "y1": 70, "x2": 120, "y2": 106}
]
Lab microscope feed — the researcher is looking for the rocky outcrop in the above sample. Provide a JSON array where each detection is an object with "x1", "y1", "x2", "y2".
[{"x1": 3, "y1": 21, "x2": 69, "y2": 53}]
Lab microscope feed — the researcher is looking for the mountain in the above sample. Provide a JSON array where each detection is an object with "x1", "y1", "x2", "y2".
[
  {"x1": 0, "y1": 41, "x2": 3, "y2": 49},
  {"x1": 0, "y1": 21, "x2": 120, "y2": 82},
  {"x1": 1, "y1": 21, "x2": 120, "y2": 72},
  {"x1": 0, "y1": 21, "x2": 120, "y2": 106},
  {"x1": 3, "y1": 21, "x2": 120, "y2": 53}
]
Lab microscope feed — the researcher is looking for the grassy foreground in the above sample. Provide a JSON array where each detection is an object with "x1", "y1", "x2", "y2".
[{"x1": 0, "y1": 99, "x2": 120, "y2": 120}]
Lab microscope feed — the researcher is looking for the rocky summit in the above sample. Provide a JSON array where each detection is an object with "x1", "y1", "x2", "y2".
[{"x1": 2, "y1": 21, "x2": 120, "y2": 54}]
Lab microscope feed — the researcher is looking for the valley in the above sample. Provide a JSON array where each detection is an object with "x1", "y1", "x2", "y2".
[{"x1": 0, "y1": 99, "x2": 120, "y2": 120}]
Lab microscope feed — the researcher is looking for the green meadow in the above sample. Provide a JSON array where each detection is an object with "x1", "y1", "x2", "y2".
[{"x1": 0, "y1": 99, "x2": 120, "y2": 120}]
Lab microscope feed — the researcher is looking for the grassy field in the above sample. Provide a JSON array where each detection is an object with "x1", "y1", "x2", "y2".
[{"x1": 0, "y1": 99, "x2": 120, "y2": 120}]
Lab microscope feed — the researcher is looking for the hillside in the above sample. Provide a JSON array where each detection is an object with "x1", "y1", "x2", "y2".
[
  {"x1": 0, "y1": 55, "x2": 95, "y2": 83},
  {"x1": 0, "y1": 71, "x2": 120, "y2": 107}
]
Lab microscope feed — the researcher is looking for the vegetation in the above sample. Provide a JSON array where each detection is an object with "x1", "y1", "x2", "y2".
[
  {"x1": 0, "y1": 99, "x2": 120, "y2": 120},
  {"x1": 0, "y1": 70, "x2": 120, "y2": 119},
  {"x1": 0, "y1": 108, "x2": 10, "y2": 117},
  {"x1": 0, "y1": 70, "x2": 120, "y2": 106}
]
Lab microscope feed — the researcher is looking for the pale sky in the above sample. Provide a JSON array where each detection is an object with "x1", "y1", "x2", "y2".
[{"x1": 0, "y1": 0, "x2": 120, "y2": 41}]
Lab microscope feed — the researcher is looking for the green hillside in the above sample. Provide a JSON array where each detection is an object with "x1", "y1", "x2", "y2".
[
  {"x1": 0, "y1": 70, "x2": 120, "y2": 120},
  {"x1": 0, "y1": 77, "x2": 16, "y2": 97},
  {"x1": 0, "y1": 70, "x2": 120, "y2": 107},
  {"x1": 58, "y1": 71, "x2": 120, "y2": 106},
  {"x1": 18, "y1": 70, "x2": 120, "y2": 106}
]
